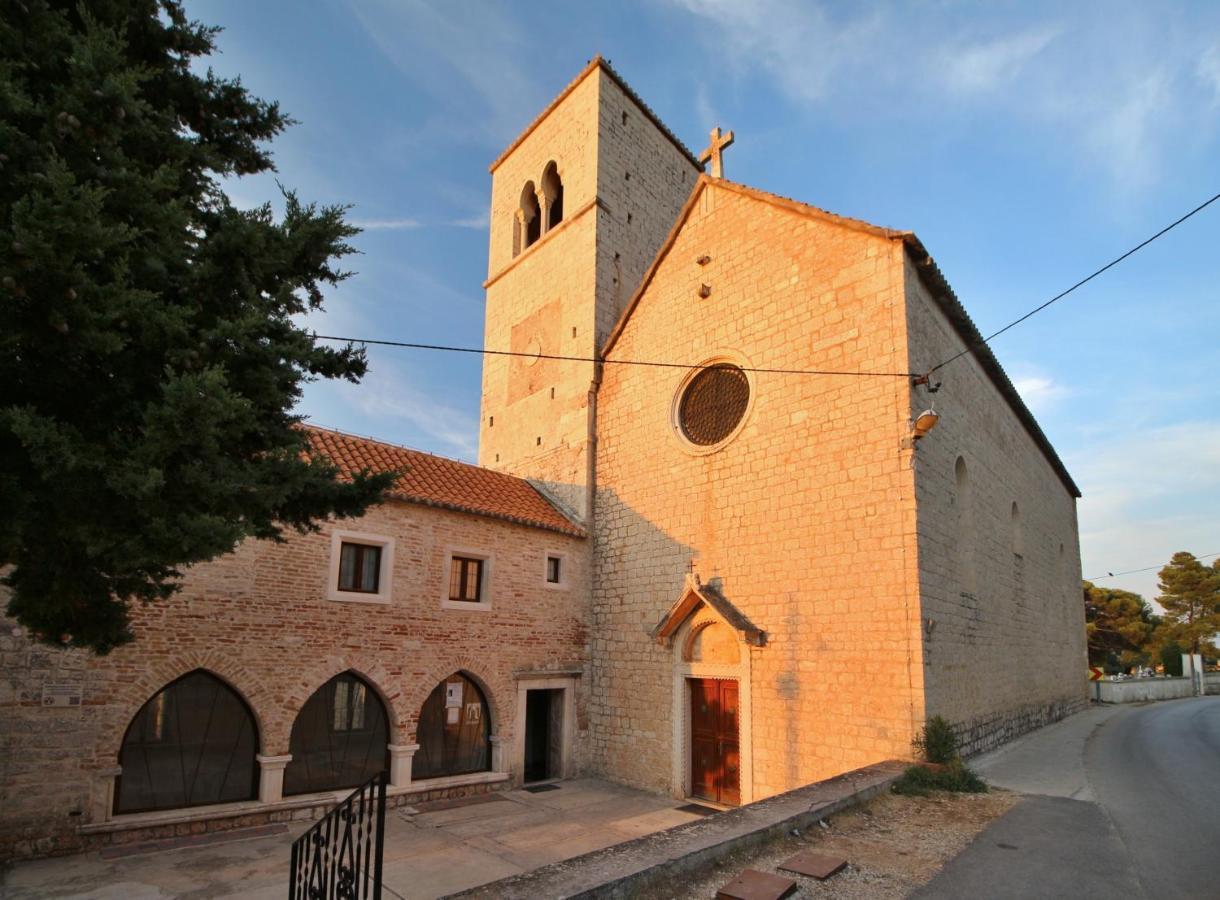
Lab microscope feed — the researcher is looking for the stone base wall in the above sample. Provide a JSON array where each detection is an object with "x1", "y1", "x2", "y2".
[
  {"x1": 9, "y1": 778, "x2": 502, "y2": 861},
  {"x1": 953, "y1": 693, "x2": 1088, "y2": 759}
]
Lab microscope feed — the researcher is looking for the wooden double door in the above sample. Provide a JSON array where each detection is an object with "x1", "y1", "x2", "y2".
[{"x1": 689, "y1": 678, "x2": 740, "y2": 805}]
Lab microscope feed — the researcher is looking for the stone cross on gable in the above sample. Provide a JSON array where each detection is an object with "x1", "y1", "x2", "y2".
[{"x1": 699, "y1": 126, "x2": 734, "y2": 178}]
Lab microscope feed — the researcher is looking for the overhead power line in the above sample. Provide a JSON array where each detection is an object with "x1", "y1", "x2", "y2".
[
  {"x1": 929, "y1": 189, "x2": 1220, "y2": 374},
  {"x1": 1087, "y1": 551, "x2": 1220, "y2": 582},
  {"x1": 310, "y1": 335, "x2": 918, "y2": 379},
  {"x1": 315, "y1": 189, "x2": 1220, "y2": 381}
]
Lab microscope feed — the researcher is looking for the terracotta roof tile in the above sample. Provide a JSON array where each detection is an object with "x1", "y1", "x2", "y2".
[{"x1": 303, "y1": 426, "x2": 584, "y2": 537}]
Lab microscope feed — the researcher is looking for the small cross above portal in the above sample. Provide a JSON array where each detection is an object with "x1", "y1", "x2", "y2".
[{"x1": 699, "y1": 126, "x2": 734, "y2": 178}]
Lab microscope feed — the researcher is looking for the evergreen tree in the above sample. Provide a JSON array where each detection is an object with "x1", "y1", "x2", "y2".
[
  {"x1": 1155, "y1": 553, "x2": 1220, "y2": 659},
  {"x1": 0, "y1": 1, "x2": 394, "y2": 653},
  {"x1": 1082, "y1": 581, "x2": 1158, "y2": 669}
]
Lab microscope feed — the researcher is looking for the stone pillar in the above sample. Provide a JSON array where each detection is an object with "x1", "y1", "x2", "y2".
[
  {"x1": 538, "y1": 192, "x2": 552, "y2": 236},
  {"x1": 489, "y1": 734, "x2": 506, "y2": 774},
  {"x1": 91, "y1": 766, "x2": 122, "y2": 821},
  {"x1": 256, "y1": 754, "x2": 292, "y2": 804},
  {"x1": 387, "y1": 744, "x2": 419, "y2": 789}
]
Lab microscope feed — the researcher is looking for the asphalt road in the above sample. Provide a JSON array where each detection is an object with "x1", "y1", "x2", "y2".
[{"x1": 915, "y1": 697, "x2": 1220, "y2": 899}]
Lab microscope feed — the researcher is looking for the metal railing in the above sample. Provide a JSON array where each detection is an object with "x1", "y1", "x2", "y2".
[{"x1": 289, "y1": 770, "x2": 387, "y2": 900}]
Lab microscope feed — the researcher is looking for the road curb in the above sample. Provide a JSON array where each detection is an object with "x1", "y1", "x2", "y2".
[{"x1": 443, "y1": 760, "x2": 906, "y2": 899}]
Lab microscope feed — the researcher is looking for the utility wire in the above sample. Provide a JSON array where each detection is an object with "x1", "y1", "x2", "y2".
[
  {"x1": 1087, "y1": 551, "x2": 1220, "y2": 582},
  {"x1": 310, "y1": 334, "x2": 918, "y2": 379},
  {"x1": 316, "y1": 189, "x2": 1220, "y2": 380},
  {"x1": 929, "y1": 190, "x2": 1220, "y2": 375}
]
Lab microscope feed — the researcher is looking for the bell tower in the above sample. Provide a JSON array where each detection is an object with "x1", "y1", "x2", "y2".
[{"x1": 478, "y1": 57, "x2": 700, "y2": 522}]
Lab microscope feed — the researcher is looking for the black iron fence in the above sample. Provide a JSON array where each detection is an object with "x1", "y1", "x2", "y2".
[{"x1": 289, "y1": 770, "x2": 387, "y2": 900}]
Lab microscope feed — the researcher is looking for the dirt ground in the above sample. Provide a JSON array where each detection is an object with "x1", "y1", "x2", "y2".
[{"x1": 638, "y1": 788, "x2": 1020, "y2": 899}]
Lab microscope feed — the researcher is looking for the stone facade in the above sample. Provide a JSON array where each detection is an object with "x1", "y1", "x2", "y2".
[
  {"x1": 589, "y1": 176, "x2": 1086, "y2": 798},
  {"x1": 904, "y1": 254, "x2": 1089, "y2": 747},
  {"x1": 0, "y1": 56, "x2": 1087, "y2": 862},
  {"x1": 0, "y1": 496, "x2": 587, "y2": 859},
  {"x1": 592, "y1": 180, "x2": 925, "y2": 798},
  {"x1": 479, "y1": 62, "x2": 698, "y2": 521}
]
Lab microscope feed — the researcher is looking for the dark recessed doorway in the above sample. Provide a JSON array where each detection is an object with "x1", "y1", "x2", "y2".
[{"x1": 524, "y1": 688, "x2": 564, "y2": 783}]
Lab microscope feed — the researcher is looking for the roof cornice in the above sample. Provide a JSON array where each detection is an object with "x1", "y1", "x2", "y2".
[{"x1": 488, "y1": 55, "x2": 702, "y2": 174}]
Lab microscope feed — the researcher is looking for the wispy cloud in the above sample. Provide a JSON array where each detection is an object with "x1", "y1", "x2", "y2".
[
  {"x1": 1012, "y1": 373, "x2": 1070, "y2": 415},
  {"x1": 1196, "y1": 45, "x2": 1220, "y2": 107},
  {"x1": 342, "y1": 368, "x2": 478, "y2": 460},
  {"x1": 672, "y1": 0, "x2": 887, "y2": 104},
  {"x1": 1070, "y1": 419, "x2": 1220, "y2": 600},
  {"x1": 351, "y1": 217, "x2": 423, "y2": 231},
  {"x1": 939, "y1": 27, "x2": 1061, "y2": 94},
  {"x1": 671, "y1": 1, "x2": 1220, "y2": 196},
  {"x1": 345, "y1": 0, "x2": 543, "y2": 142},
  {"x1": 448, "y1": 212, "x2": 489, "y2": 229}
]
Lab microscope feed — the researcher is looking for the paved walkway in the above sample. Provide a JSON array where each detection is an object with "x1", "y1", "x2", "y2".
[
  {"x1": 0, "y1": 779, "x2": 707, "y2": 899},
  {"x1": 921, "y1": 697, "x2": 1220, "y2": 899}
]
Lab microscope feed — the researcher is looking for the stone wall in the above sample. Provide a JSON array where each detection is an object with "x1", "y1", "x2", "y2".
[
  {"x1": 592, "y1": 180, "x2": 925, "y2": 801},
  {"x1": 478, "y1": 62, "x2": 696, "y2": 522},
  {"x1": 592, "y1": 68, "x2": 700, "y2": 347},
  {"x1": 903, "y1": 254, "x2": 1089, "y2": 747},
  {"x1": 954, "y1": 695, "x2": 1088, "y2": 758},
  {"x1": 0, "y1": 499, "x2": 587, "y2": 860},
  {"x1": 1096, "y1": 677, "x2": 1197, "y2": 704}
]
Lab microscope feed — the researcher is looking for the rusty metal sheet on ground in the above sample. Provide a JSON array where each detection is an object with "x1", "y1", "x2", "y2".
[
  {"x1": 778, "y1": 849, "x2": 848, "y2": 880},
  {"x1": 715, "y1": 868, "x2": 796, "y2": 900}
]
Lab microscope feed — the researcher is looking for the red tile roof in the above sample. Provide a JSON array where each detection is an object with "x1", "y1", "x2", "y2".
[{"x1": 304, "y1": 425, "x2": 584, "y2": 537}]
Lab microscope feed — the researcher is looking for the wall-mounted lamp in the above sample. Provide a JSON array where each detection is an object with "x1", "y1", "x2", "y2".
[{"x1": 911, "y1": 409, "x2": 939, "y2": 440}]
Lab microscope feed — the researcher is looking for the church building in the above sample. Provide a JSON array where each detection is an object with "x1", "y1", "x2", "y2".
[{"x1": 0, "y1": 57, "x2": 1087, "y2": 859}]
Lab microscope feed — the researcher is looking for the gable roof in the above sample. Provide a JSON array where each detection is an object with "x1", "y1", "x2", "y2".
[
  {"x1": 304, "y1": 425, "x2": 585, "y2": 537},
  {"x1": 488, "y1": 55, "x2": 702, "y2": 173},
  {"x1": 652, "y1": 574, "x2": 766, "y2": 647},
  {"x1": 601, "y1": 175, "x2": 1081, "y2": 499}
]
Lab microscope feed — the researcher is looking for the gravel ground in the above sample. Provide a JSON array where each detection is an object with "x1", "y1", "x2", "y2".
[{"x1": 637, "y1": 788, "x2": 1019, "y2": 899}]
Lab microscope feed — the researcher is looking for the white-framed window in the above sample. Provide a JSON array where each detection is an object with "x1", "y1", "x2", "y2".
[
  {"x1": 542, "y1": 551, "x2": 569, "y2": 590},
  {"x1": 327, "y1": 530, "x2": 394, "y2": 604},
  {"x1": 442, "y1": 548, "x2": 493, "y2": 611}
]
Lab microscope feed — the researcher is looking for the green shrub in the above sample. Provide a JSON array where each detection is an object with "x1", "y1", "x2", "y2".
[
  {"x1": 913, "y1": 715, "x2": 958, "y2": 764},
  {"x1": 892, "y1": 759, "x2": 987, "y2": 796}
]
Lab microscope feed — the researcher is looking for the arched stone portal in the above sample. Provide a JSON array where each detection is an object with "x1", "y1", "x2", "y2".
[{"x1": 653, "y1": 574, "x2": 764, "y2": 806}]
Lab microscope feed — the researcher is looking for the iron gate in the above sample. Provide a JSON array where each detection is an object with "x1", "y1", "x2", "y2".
[{"x1": 289, "y1": 770, "x2": 387, "y2": 899}]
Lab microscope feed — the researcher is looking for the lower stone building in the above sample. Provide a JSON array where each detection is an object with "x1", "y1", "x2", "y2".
[
  {"x1": 0, "y1": 57, "x2": 1088, "y2": 861},
  {"x1": 0, "y1": 427, "x2": 588, "y2": 858}
]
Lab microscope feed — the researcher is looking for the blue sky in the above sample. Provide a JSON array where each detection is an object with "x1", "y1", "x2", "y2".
[{"x1": 194, "y1": 0, "x2": 1220, "y2": 604}]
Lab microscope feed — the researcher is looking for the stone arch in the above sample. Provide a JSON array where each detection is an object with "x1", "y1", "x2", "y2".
[
  {"x1": 411, "y1": 671, "x2": 493, "y2": 781},
  {"x1": 540, "y1": 160, "x2": 564, "y2": 232},
  {"x1": 683, "y1": 619, "x2": 741, "y2": 664},
  {"x1": 670, "y1": 601, "x2": 755, "y2": 805},
  {"x1": 404, "y1": 657, "x2": 507, "y2": 741},
  {"x1": 513, "y1": 181, "x2": 541, "y2": 257},
  {"x1": 100, "y1": 648, "x2": 275, "y2": 763},
  {"x1": 113, "y1": 670, "x2": 261, "y2": 814},
  {"x1": 954, "y1": 455, "x2": 977, "y2": 595},
  {"x1": 277, "y1": 655, "x2": 407, "y2": 752}
]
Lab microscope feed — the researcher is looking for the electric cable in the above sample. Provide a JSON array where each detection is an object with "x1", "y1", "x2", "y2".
[
  {"x1": 1087, "y1": 551, "x2": 1220, "y2": 582},
  {"x1": 928, "y1": 190, "x2": 1220, "y2": 375},
  {"x1": 310, "y1": 335, "x2": 918, "y2": 379}
]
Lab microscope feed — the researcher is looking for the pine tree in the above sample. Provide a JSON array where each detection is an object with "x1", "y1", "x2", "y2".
[
  {"x1": 1155, "y1": 553, "x2": 1220, "y2": 659},
  {"x1": 0, "y1": 1, "x2": 394, "y2": 652},
  {"x1": 1082, "y1": 581, "x2": 1158, "y2": 669}
]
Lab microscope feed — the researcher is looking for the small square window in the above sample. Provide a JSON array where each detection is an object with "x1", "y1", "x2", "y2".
[
  {"x1": 338, "y1": 542, "x2": 381, "y2": 593},
  {"x1": 546, "y1": 556, "x2": 561, "y2": 584},
  {"x1": 449, "y1": 556, "x2": 483, "y2": 603}
]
